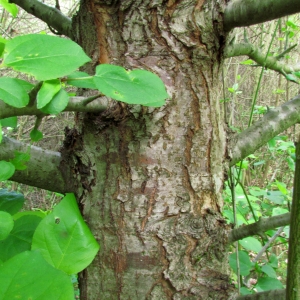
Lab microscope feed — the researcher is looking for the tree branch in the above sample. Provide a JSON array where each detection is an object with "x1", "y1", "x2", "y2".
[
  {"x1": 0, "y1": 137, "x2": 74, "y2": 193},
  {"x1": 224, "y1": 42, "x2": 300, "y2": 76},
  {"x1": 229, "y1": 95, "x2": 300, "y2": 166},
  {"x1": 0, "y1": 96, "x2": 109, "y2": 119},
  {"x1": 227, "y1": 213, "x2": 290, "y2": 244},
  {"x1": 224, "y1": 0, "x2": 300, "y2": 32},
  {"x1": 236, "y1": 289, "x2": 285, "y2": 300},
  {"x1": 9, "y1": 0, "x2": 73, "y2": 38}
]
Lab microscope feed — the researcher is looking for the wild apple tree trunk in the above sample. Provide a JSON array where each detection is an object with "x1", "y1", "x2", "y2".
[{"x1": 69, "y1": 0, "x2": 234, "y2": 299}]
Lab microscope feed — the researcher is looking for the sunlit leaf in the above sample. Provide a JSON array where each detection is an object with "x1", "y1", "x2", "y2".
[
  {"x1": 0, "y1": 0, "x2": 18, "y2": 17},
  {"x1": 0, "y1": 250, "x2": 74, "y2": 299},
  {"x1": 4, "y1": 34, "x2": 91, "y2": 80},
  {"x1": 0, "y1": 77, "x2": 30, "y2": 108},
  {"x1": 0, "y1": 161, "x2": 15, "y2": 181},
  {"x1": 0, "y1": 211, "x2": 14, "y2": 240},
  {"x1": 94, "y1": 64, "x2": 169, "y2": 107},
  {"x1": 32, "y1": 193, "x2": 100, "y2": 274},
  {"x1": 37, "y1": 79, "x2": 61, "y2": 109},
  {"x1": 67, "y1": 71, "x2": 97, "y2": 89},
  {"x1": 40, "y1": 88, "x2": 69, "y2": 115}
]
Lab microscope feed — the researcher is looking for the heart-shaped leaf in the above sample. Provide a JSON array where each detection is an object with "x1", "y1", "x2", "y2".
[
  {"x1": 94, "y1": 64, "x2": 169, "y2": 107},
  {"x1": 4, "y1": 34, "x2": 91, "y2": 80},
  {"x1": 32, "y1": 193, "x2": 100, "y2": 274}
]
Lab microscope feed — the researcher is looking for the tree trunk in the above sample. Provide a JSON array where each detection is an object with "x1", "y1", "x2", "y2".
[{"x1": 69, "y1": 0, "x2": 235, "y2": 298}]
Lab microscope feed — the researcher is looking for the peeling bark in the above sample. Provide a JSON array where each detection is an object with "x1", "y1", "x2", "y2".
[{"x1": 69, "y1": 0, "x2": 236, "y2": 299}]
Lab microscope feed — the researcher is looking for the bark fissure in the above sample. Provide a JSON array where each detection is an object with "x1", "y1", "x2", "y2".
[{"x1": 72, "y1": 1, "x2": 233, "y2": 298}]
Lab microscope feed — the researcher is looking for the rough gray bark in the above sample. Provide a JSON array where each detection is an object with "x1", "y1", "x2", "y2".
[
  {"x1": 0, "y1": 96, "x2": 108, "y2": 118},
  {"x1": 0, "y1": 137, "x2": 71, "y2": 193},
  {"x1": 224, "y1": 0, "x2": 300, "y2": 32},
  {"x1": 69, "y1": 0, "x2": 235, "y2": 299}
]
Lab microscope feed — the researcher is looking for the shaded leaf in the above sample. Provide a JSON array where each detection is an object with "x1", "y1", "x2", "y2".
[
  {"x1": 9, "y1": 151, "x2": 30, "y2": 170},
  {"x1": 0, "y1": 215, "x2": 42, "y2": 261},
  {"x1": 255, "y1": 277, "x2": 284, "y2": 292},
  {"x1": 0, "y1": 189, "x2": 24, "y2": 214},
  {"x1": 0, "y1": 116, "x2": 17, "y2": 128},
  {"x1": 30, "y1": 129, "x2": 43, "y2": 142},
  {"x1": 239, "y1": 237, "x2": 262, "y2": 253},
  {"x1": 229, "y1": 251, "x2": 252, "y2": 276}
]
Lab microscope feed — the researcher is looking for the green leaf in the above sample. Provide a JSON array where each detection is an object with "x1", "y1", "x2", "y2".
[
  {"x1": 241, "y1": 59, "x2": 254, "y2": 65},
  {"x1": 269, "y1": 254, "x2": 278, "y2": 268},
  {"x1": 239, "y1": 237, "x2": 262, "y2": 253},
  {"x1": 0, "y1": 0, "x2": 18, "y2": 17},
  {"x1": 261, "y1": 264, "x2": 277, "y2": 278},
  {"x1": 265, "y1": 191, "x2": 285, "y2": 204},
  {"x1": 67, "y1": 71, "x2": 97, "y2": 89},
  {"x1": 255, "y1": 277, "x2": 284, "y2": 292},
  {"x1": 0, "y1": 215, "x2": 42, "y2": 261},
  {"x1": 285, "y1": 73, "x2": 299, "y2": 83},
  {"x1": 0, "y1": 77, "x2": 30, "y2": 108},
  {"x1": 0, "y1": 161, "x2": 15, "y2": 181},
  {"x1": 32, "y1": 193, "x2": 100, "y2": 274},
  {"x1": 0, "y1": 123, "x2": 2, "y2": 143},
  {"x1": 94, "y1": 64, "x2": 169, "y2": 107},
  {"x1": 0, "y1": 211, "x2": 14, "y2": 240},
  {"x1": 3, "y1": 34, "x2": 91, "y2": 80},
  {"x1": 0, "y1": 116, "x2": 17, "y2": 128},
  {"x1": 229, "y1": 251, "x2": 252, "y2": 276},
  {"x1": 9, "y1": 151, "x2": 30, "y2": 170},
  {"x1": 37, "y1": 79, "x2": 61, "y2": 109},
  {"x1": 40, "y1": 88, "x2": 69, "y2": 115},
  {"x1": 0, "y1": 189, "x2": 24, "y2": 214},
  {"x1": 0, "y1": 250, "x2": 74, "y2": 299},
  {"x1": 30, "y1": 129, "x2": 43, "y2": 142}
]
